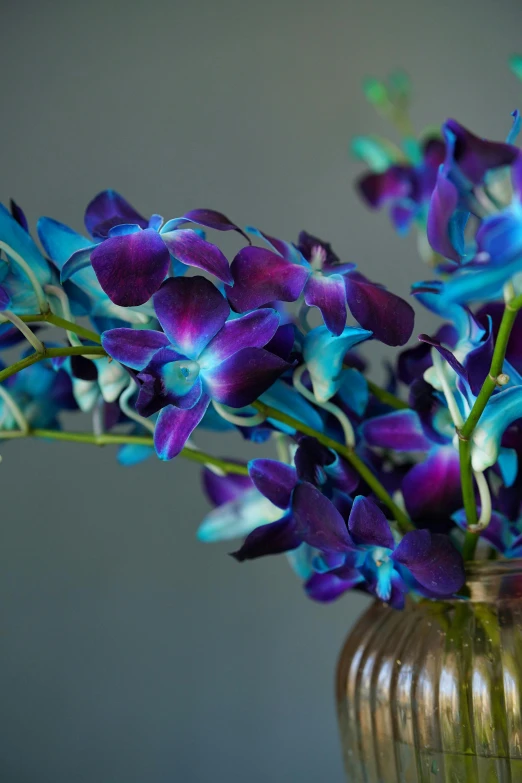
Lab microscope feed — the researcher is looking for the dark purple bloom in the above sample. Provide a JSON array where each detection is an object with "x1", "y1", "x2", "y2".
[
  {"x1": 444, "y1": 119, "x2": 518, "y2": 186},
  {"x1": 229, "y1": 230, "x2": 414, "y2": 344},
  {"x1": 306, "y1": 496, "x2": 465, "y2": 606},
  {"x1": 101, "y1": 276, "x2": 290, "y2": 460},
  {"x1": 357, "y1": 136, "x2": 445, "y2": 234}
]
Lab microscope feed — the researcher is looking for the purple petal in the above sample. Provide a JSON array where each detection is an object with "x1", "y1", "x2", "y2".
[
  {"x1": 418, "y1": 334, "x2": 468, "y2": 381},
  {"x1": 348, "y1": 495, "x2": 395, "y2": 549},
  {"x1": 325, "y1": 456, "x2": 360, "y2": 495},
  {"x1": 294, "y1": 436, "x2": 334, "y2": 484},
  {"x1": 180, "y1": 208, "x2": 250, "y2": 242},
  {"x1": 264, "y1": 323, "x2": 295, "y2": 361},
  {"x1": 344, "y1": 272, "x2": 414, "y2": 346},
  {"x1": 227, "y1": 247, "x2": 309, "y2": 312},
  {"x1": 392, "y1": 529, "x2": 465, "y2": 596},
  {"x1": 512, "y1": 153, "x2": 522, "y2": 198},
  {"x1": 153, "y1": 395, "x2": 210, "y2": 460},
  {"x1": 477, "y1": 302, "x2": 522, "y2": 376},
  {"x1": 231, "y1": 515, "x2": 300, "y2": 561},
  {"x1": 248, "y1": 459, "x2": 298, "y2": 509},
  {"x1": 445, "y1": 119, "x2": 518, "y2": 185},
  {"x1": 292, "y1": 482, "x2": 354, "y2": 553},
  {"x1": 305, "y1": 569, "x2": 363, "y2": 602},
  {"x1": 390, "y1": 201, "x2": 417, "y2": 234},
  {"x1": 402, "y1": 446, "x2": 462, "y2": 521},
  {"x1": 199, "y1": 309, "x2": 280, "y2": 366},
  {"x1": 90, "y1": 229, "x2": 170, "y2": 307},
  {"x1": 202, "y1": 470, "x2": 253, "y2": 506},
  {"x1": 70, "y1": 355, "x2": 98, "y2": 381},
  {"x1": 202, "y1": 468, "x2": 253, "y2": 507},
  {"x1": 202, "y1": 346, "x2": 290, "y2": 408},
  {"x1": 427, "y1": 171, "x2": 461, "y2": 262},
  {"x1": 161, "y1": 229, "x2": 233, "y2": 285},
  {"x1": 357, "y1": 166, "x2": 412, "y2": 208},
  {"x1": 101, "y1": 328, "x2": 170, "y2": 370},
  {"x1": 303, "y1": 273, "x2": 347, "y2": 335},
  {"x1": 9, "y1": 199, "x2": 29, "y2": 232},
  {"x1": 153, "y1": 277, "x2": 229, "y2": 359},
  {"x1": 85, "y1": 190, "x2": 148, "y2": 239},
  {"x1": 464, "y1": 320, "x2": 494, "y2": 396},
  {"x1": 361, "y1": 409, "x2": 432, "y2": 451}
]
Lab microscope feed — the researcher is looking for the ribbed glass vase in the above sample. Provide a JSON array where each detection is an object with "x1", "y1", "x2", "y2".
[{"x1": 336, "y1": 559, "x2": 522, "y2": 782}]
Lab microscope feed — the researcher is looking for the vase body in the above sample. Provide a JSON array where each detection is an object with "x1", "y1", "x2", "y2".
[{"x1": 336, "y1": 560, "x2": 522, "y2": 782}]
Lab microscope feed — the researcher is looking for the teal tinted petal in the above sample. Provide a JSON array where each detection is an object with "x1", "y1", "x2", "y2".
[
  {"x1": 117, "y1": 444, "x2": 154, "y2": 466},
  {"x1": 510, "y1": 55, "x2": 522, "y2": 81},
  {"x1": 303, "y1": 325, "x2": 372, "y2": 403},
  {"x1": 286, "y1": 543, "x2": 316, "y2": 580},
  {"x1": 0, "y1": 204, "x2": 51, "y2": 283},
  {"x1": 472, "y1": 387, "x2": 522, "y2": 471},
  {"x1": 498, "y1": 447, "x2": 518, "y2": 488},
  {"x1": 336, "y1": 368, "x2": 369, "y2": 416},
  {"x1": 197, "y1": 487, "x2": 284, "y2": 542},
  {"x1": 351, "y1": 135, "x2": 399, "y2": 172},
  {"x1": 259, "y1": 379, "x2": 324, "y2": 434}
]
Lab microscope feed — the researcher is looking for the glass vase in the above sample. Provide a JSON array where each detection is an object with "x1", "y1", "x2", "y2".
[{"x1": 336, "y1": 559, "x2": 522, "y2": 782}]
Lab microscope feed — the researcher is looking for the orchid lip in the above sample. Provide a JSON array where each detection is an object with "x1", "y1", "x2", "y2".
[{"x1": 162, "y1": 359, "x2": 200, "y2": 396}]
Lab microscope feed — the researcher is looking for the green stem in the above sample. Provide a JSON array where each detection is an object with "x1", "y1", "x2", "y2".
[
  {"x1": 1, "y1": 427, "x2": 249, "y2": 476},
  {"x1": 460, "y1": 294, "x2": 522, "y2": 560},
  {"x1": 253, "y1": 400, "x2": 414, "y2": 533},
  {"x1": 0, "y1": 345, "x2": 106, "y2": 383},
  {"x1": 367, "y1": 379, "x2": 409, "y2": 410},
  {"x1": 2, "y1": 312, "x2": 103, "y2": 344}
]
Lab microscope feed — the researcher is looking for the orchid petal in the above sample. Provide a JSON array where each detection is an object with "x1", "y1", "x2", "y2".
[
  {"x1": 85, "y1": 190, "x2": 148, "y2": 239},
  {"x1": 248, "y1": 459, "x2": 298, "y2": 509},
  {"x1": 91, "y1": 229, "x2": 170, "y2": 306},
  {"x1": 202, "y1": 346, "x2": 290, "y2": 408},
  {"x1": 348, "y1": 495, "x2": 395, "y2": 549},
  {"x1": 402, "y1": 446, "x2": 462, "y2": 522},
  {"x1": 392, "y1": 529, "x2": 465, "y2": 596},
  {"x1": 292, "y1": 481, "x2": 354, "y2": 553},
  {"x1": 361, "y1": 409, "x2": 432, "y2": 451},
  {"x1": 153, "y1": 395, "x2": 210, "y2": 460},
  {"x1": 153, "y1": 276, "x2": 229, "y2": 360},
  {"x1": 303, "y1": 273, "x2": 347, "y2": 335},
  {"x1": 303, "y1": 325, "x2": 372, "y2": 403},
  {"x1": 227, "y1": 246, "x2": 309, "y2": 312},
  {"x1": 161, "y1": 229, "x2": 233, "y2": 285},
  {"x1": 344, "y1": 272, "x2": 414, "y2": 346},
  {"x1": 199, "y1": 308, "x2": 280, "y2": 367},
  {"x1": 101, "y1": 328, "x2": 170, "y2": 370}
]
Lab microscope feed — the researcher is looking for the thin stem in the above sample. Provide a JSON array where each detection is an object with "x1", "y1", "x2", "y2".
[
  {"x1": 0, "y1": 242, "x2": 48, "y2": 313},
  {"x1": 0, "y1": 426, "x2": 249, "y2": 475},
  {"x1": 0, "y1": 312, "x2": 103, "y2": 344},
  {"x1": 1, "y1": 310, "x2": 45, "y2": 353},
  {"x1": 119, "y1": 379, "x2": 155, "y2": 434},
  {"x1": 293, "y1": 364, "x2": 355, "y2": 447},
  {"x1": 44, "y1": 285, "x2": 83, "y2": 348},
  {"x1": 0, "y1": 384, "x2": 29, "y2": 433},
  {"x1": 252, "y1": 399, "x2": 414, "y2": 533},
  {"x1": 212, "y1": 400, "x2": 267, "y2": 427},
  {"x1": 460, "y1": 292, "x2": 522, "y2": 559},
  {"x1": 0, "y1": 345, "x2": 106, "y2": 383}
]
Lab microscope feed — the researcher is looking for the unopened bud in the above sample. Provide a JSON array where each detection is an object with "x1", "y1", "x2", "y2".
[{"x1": 497, "y1": 373, "x2": 510, "y2": 386}]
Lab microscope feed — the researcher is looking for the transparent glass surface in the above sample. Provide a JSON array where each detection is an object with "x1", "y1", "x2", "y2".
[{"x1": 336, "y1": 560, "x2": 522, "y2": 782}]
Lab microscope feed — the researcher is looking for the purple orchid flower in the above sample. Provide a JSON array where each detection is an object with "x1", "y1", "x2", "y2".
[
  {"x1": 306, "y1": 495, "x2": 465, "y2": 607},
  {"x1": 231, "y1": 439, "x2": 359, "y2": 562},
  {"x1": 101, "y1": 275, "x2": 291, "y2": 459},
  {"x1": 357, "y1": 136, "x2": 445, "y2": 234},
  {"x1": 58, "y1": 190, "x2": 244, "y2": 308},
  {"x1": 228, "y1": 228, "x2": 415, "y2": 345}
]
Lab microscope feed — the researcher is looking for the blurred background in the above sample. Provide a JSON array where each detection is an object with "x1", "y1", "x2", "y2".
[{"x1": 1, "y1": 0, "x2": 521, "y2": 780}]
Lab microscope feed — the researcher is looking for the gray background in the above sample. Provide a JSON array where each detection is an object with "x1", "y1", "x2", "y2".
[{"x1": 0, "y1": 1, "x2": 521, "y2": 781}]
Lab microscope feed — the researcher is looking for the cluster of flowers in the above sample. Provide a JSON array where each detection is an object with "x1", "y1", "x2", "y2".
[{"x1": 2, "y1": 64, "x2": 522, "y2": 608}]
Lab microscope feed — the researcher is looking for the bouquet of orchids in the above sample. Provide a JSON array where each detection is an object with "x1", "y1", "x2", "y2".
[{"x1": 3, "y1": 64, "x2": 522, "y2": 611}]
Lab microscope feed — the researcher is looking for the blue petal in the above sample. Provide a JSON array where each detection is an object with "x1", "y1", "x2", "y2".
[
  {"x1": 303, "y1": 325, "x2": 372, "y2": 403},
  {"x1": 472, "y1": 387, "x2": 522, "y2": 471},
  {"x1": 336, "y1": 368, "x2": 369, "y2": 416},
  {"x1": 1, "y1": 204, "x2": 51, "y2": 283}
]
